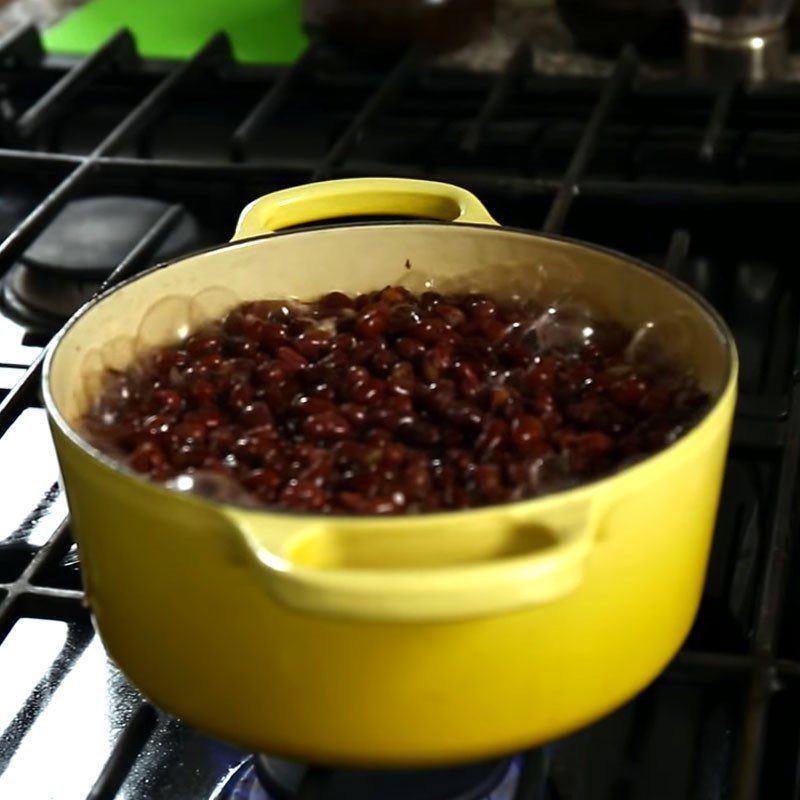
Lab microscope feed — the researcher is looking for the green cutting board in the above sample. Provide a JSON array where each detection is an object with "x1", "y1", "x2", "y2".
[{"x1": 44, "y1": 0, "x2": 308, "y2": 63}]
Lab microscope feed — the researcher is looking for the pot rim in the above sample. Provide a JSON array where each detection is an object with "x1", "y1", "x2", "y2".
[{"x1": 42, "y1": 219, "x2": 738, "y2": 521}]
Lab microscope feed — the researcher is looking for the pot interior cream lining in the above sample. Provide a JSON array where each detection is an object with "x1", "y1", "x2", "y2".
[{"x1": 49, "y1": 224, "x2": 732, "y2": 425}]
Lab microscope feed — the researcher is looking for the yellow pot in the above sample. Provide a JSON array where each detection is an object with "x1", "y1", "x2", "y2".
[{"x1": 42, "y1": 178, "x2": 737, "y2": 766}]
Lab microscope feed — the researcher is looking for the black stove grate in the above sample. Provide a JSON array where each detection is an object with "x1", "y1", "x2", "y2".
[{"x1": 0, "y1": 24, "x2": 799, "y2": 800}]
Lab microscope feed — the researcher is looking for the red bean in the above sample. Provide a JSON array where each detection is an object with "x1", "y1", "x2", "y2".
[
  {"x1": 277, "y1": 346, "x2": 308, "y2": 373},
  {"x1": 239, "y1": 402, "x2": 273, "y2": 428},
  {"x1": 331, "y1": 332, "x2": 357, "y2": 352},
  {"x1": 256, "y1": 362, "x2": 288, "y2": 387},
  {"x1": 208, "y1": 425, "x2": 241, "y2": 455},
  {"x1": 351, "y1": 338, "x2": 386, "y2": 365},
  {"x1": 435, "y1": 304, "x2": 467, "y2": 327},
  {"x1": 466, "y1": 296, "x2": 497, "y2": 319},
  {"x1": 420, "y1": 291, "x2": 443, "y2": 311},
  {"x1": 525, "y1": 357, "x2": 557, "y2": 393},
  {"x1": 319, "y1": 291, "x2": 354, "y2": 311},
  {"x1": 185, "y1": 334, "x2": 222, "y2": 356},
  {"x1": 511, "y1": 415, "x2": 546, "y2": 456},
  {"x1": 151, "y1": 349, "x2": 188, "y2": 375},
  {"x1": 387, "y1": 362, "x2": 415, "y2": 397},
  {"x1": 355, "y1": 306, "x2": 390, "y2": 339},
  {"x1": 130, "y1": 440, "x2": 166, "y2": 473},
  {"x1": 303, "y1": 411, "x2": 352, "y2": 441},
  {"x1": 370, "y1": 349, "x2": 398, "y2": 377},
  {"x1": 292, "y1": 395, "x2": 337, "y2": 416},
  {"x1": 476, "y1": 417, "x2": 509, "y2": 457},
  {"x1": 151, "y1": 388, "x2": 183, "y2": 415},
  {"x1": 340, "y1": 403, "x2": 368, "y2": 428},
  {"x1": 456, "y1": 361, "x2": 481, "y2": 394},
  {"x1": 296, "y1": 328, "x2": 332, "y2": 359},
  {"x1": 199, "y1": 354, "x2": 225, "y2": 371},
  {"x1": 395, "y1": 337, "x2": 425, "y2": 361},
  {"x1": 137, "y1": 414, "x2": 171, "y2": 439},
  {"x1": 387, "y1": 304, "x2": 421, "y2": 335},
  {"x1": 172, "y1": 419, "x2": 207, "y2": 443},
  {"x1": 482, "y1": 319, "x2": 507, "y2": 344},
  {"x1": 350, "y1": 377, "x2": 385, "y2": 404},
  {"x1": 379, "y1": 286, "x2": 410, "y2": 305},
  {"x1": 411, "y1": 318, "x2": 449, "y2": 345},
  {"x1": 233, "y1": 428, "x2": 282, "y2": 466},
  {"x1": 280, "y1": 479, "x2": 327, "y2": 510},
  {"x1": 187, "y1": 380, "x2": 217, "y2": 407},
  {"x1": 243, "y1": 467, "x2": 282, "y2": 502},
  {"x1": 473, "y1": 464, "x2": 502, "y2": 494},
  {"x1": 227, "y1": 382, "x2": 255, "y2": 411},
  {"x1": 422, "y1": 346, "x2": 453, "y2": 382},
  {"x1": 184, "y1": 407, "x2": 224, "y2": 430},
  {"x1": 259, "y1": 321, "x2": 289, "y2": 350}
]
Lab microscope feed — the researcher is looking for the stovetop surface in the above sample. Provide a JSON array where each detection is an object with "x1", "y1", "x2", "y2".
[{"x1": 1, "y1": 25, "x2": 800, "y2": 800}]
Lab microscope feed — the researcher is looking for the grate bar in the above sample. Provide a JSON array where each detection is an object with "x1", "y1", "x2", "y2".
[
  {"x1": 7, "y1": 144, "x2": 800, "y2": 207},
  {"x1": 664, "y1": 228, "x2": 690, "y2": 276},
  {"x1": 312, "y1": 48, "x2": 421, "y2": 181},
  {"x1": 230, "y1": 39, "x2": 321, "y2": 161},
  {"x1": 460, "y1": 41, "x2": 531, "y2": 154},
  {"x1": 0, "y1": 353, "x2": 44, "y2": 438},
  {"x1": 753, "y1": 394, "x2": 800, "y2": 649},
  {"x1": 90, "y1": 154, "x2": 558, "y2": 194},
  {"x1": 730, "y1": 417, "x2": 784, "y2": 452},
  {"x1": 0, "y1": 24, "x2": 43, "y2": 67},
  {"x1": 15, "y1": 585, "x2": 83, "y2": 602},
  {"x1": 542, "y1": 46, "x2": 637, "y2": 234},
  {"x1": 672, "y1": 649, "x2": 752, "y2": 673},
  {"x1": 15, "y1": 588, "x2": 86, "y2": 622},
  {"x1": 97, "y1": 33, "x2": 232, "y2": 157},
  {"x1": 731, "y1": 379, "x2": 800, "y2": 800},
  {"x1": 96, "y1": 153, "x2": 320, "y2": 178},
  {"x1": 0, "y1": 147, "x2": 82, "y2": 168},
  {"x1": 0, "y1": 522, "x2": 72, "y2": 644},
  {"x1": 700, "y1": 80, "x2": 738, "y2": 164},
  {"x1": 737, "y1": 396, "x2": 789, "y2": 421},
  {"x1": 16, "y1": 30, "x2": 138, "y2": 139},
  {"x1": 732, "y1": 664, "x2": 774, "y2": 800},
  {"x1": 86, "y1": 703, "x2": 159, "y2": 800},
  {"x1": 9, "y1": 521, "x2": 73, "y2": 587},
  {"x1": 99, "y1": 203, "x2": 186, "y2": 289}
]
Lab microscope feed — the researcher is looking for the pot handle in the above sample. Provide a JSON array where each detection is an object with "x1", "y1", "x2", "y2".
[
  {"x1": 231, "y1": 178, "x2": 498, "y2": 240},
  {"x1": 224, "y1": 502, "x2": 596, "y2": 622}
]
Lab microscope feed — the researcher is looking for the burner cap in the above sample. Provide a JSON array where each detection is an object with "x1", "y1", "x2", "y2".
[
  {"x1": 4, "y1": 262, "x2": 102, "y2": 324},
  {"x1": 2, "y1": 196, "x2": 201, "y2": 327},
  {"x1": 20, "y1": 196, "x2": 200, "y2": 279},
  {"x1": 254, "y1": 754, "x2": 514, "y2": 800}
]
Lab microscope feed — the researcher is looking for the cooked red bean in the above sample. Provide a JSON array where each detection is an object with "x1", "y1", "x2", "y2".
[{"x1": 82, "y1": 287, "x2": 710, "y2": 514}]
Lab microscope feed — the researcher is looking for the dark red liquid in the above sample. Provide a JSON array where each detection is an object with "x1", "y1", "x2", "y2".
[{"x1": 82, "y1": 287, "x2": 710, "y2": 514}]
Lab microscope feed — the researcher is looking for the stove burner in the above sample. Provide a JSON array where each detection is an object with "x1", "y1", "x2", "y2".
[
  {"x1": 217, "y1": 754, "x2": 521, "y2": 800},
  {"x1": 1, "y1": 196, "x2": 201, "y2": 328}
]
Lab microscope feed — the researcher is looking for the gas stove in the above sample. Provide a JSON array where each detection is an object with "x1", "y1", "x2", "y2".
[{"x1": 1, "y1": 23, "x2": 800, "y2": 800}]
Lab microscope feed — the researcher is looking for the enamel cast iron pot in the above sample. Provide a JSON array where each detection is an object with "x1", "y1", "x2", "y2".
[{"x1": 42, "y1": 178, "x2": 737, "y2": 766}]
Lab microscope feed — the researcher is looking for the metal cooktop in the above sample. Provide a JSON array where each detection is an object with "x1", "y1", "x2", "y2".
[{"x1": 0, "y1": 23, "x2": 799, "y2": 800}]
